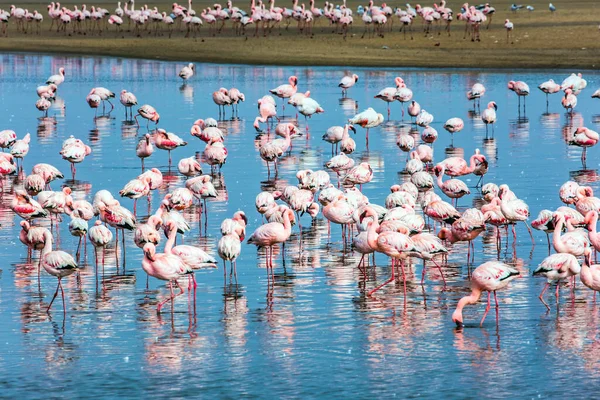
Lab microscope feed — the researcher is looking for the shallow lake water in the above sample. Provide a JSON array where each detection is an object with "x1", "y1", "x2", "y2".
[{"x1": 1, "y1": 53, "x2": 600, "y2": 397}]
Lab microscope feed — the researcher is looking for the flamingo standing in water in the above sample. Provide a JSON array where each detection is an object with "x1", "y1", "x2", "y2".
[
  {"x1": 533, "y1": 252, "x2": 581, "y2": 309},
  {"x1": 349, "y1": 107, "x2": 384, "y2": 145},
  {"x1": 581, "y1": 249, "x2": 600, "y2": 301},
  {"x1": 443, "y1": 117, "x2": 464, "y2": 146},
  {"x1": 136, "y1": 134, "x2": 153, "y2": 171},
  {"x1": 507, "y1": 80, "x2": 530, "y2": 111},
  {"x1": 247, "y1": 208, "x2": 294, "y2": 281},
  {"x1": 269, "y1": 75, "x2": 298, "y2": 113},
  {"x1": 538, "y1": 79, "x2": 561, "y2": 109},
  {"x1": 88, "y1": 220, "x2": 113, "y2": 273},
  {"x1": 218, "y1": 230, "x2": 242, "y2": 281},
  {"x1": 452, "y1": 261, "x2": 519, "y2": 327},
  {"x1": 375, "y1": 76, "x2": 405, "y2": 116},
  {"x1": 569, "y1": 126, "x2": 599, "y2": 163},
  {"x1": 134, "y1": 104, "x2": 160, "y2": 128},
  {"x1": 41, "y1": 230, "x2": 78, "y2": 314},
  {"x1": 481, "y1": 101, "x2": 497, "y2": 137},
  {"x1": 141, "y1": 243, "x2": 193, "y2": 313},
  {"x1": 561, "y1": 88, "x2": 577, "y2": 114},
  {"x1": 120, "y1": 89, "x2": 138, "y2": 120},
  {"x1": 338, "y1": 73, "x2": 359, "y2": 96},
  {"x1": 360, "y1": 206, "x2": 418, "y2": 297}
]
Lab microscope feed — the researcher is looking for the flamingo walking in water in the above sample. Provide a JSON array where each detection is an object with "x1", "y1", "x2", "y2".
[
  {"x1": 141, "y1": 243, "x2": 193, "y2": 313},
  {"x1": 269, "y1": 75, "x2": 298, "y2": 113},
  {"x1": 533, "y1": 252, "x2": 581, "y2": 309},
  {"x1": 41, "y1": 230, "x2": 78, "y2": 314},
  {"x1": 452, "y1": 261, "x2": 519, "y2": 327}
]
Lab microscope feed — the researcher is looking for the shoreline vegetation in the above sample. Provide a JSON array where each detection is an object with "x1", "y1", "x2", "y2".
[{"x1": 1, "y1": 0, "x2": 599, "y2": 69}]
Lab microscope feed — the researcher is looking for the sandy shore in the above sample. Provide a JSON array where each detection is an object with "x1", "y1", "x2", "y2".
[{"x1": 1, "y1": 0, "x2": 599, "y2": 69}]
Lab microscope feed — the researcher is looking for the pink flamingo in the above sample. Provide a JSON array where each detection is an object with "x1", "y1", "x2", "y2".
[
  {"x1": 213, "y1": 87, "x2": 232, "y2": 117},
  {"x1": 538, "y1": 79, "x2": 561, "y2": 108},
  {"x1": 135, "y1": 104, "x2": 160, "y2": 128},
  {"x1": 254, "y1": 97, "x2": 278, "y2": 132},
  {"x1": 59, "y1": 136, "x2": 91, "y2": 179},
  {"x1": 374, "y1": 77, "x2": 404, "y2": 116},
  {"x1": 562, "y1": 88, "x2": 577, "y2": 114},
  {"x1": 322, "y1": 194, "x2": 355, "y2": 241},
  {"x1": 360, "y1": 206, "x2": 418, "y2": 297},
  {"x1": 348, "y1": 107, "x2": 384, "y2": 144},
  {"x1": 154, "y1": 128, "x2": 187, "y2": 165},
  {"x1": 88, "y1": 220, "x2": 113, "y2": 272},
  {"x1": 119, "y1": 174, "x2": 152, "y2": 214},
  {"x1": 136, "y1": 134, "x2": 153, "y2": 171},
  {"x1": 438, "y1": 211, "x2": 486, "y2": 264},
  {"x1": 569, "y1": 127, "x2": 599, "y2": 163},
  {"x1": 443, "y1": 117, "x2": 464, "y2": 146},
  {"x1": 247, "y1": 208, "x2": 294, "y2": 280},
  {"x1": 434, "y1": 164, "x2": 470, "y2": 205},
  {"x1": 551, "y1": 211, "x2": 590, "y2": 257},
  {"x1": 178, "y1": 156, "x2": 202, "y2": 177},
  {"x1": 411, "y1": 232, "x2": 448, "y2": 286},
  {"x1": 269, "y1": 75, "x2": 298, "y2": 113},
  {"x1": 452, "y1": 261, "x2": 519, "y2": 327},
  {"x1": 533, "y1": 252, "x2": 581, "y2": 309},
  {"x1": 575, "y1": 186, "x2": 600, "y2": 215},
  {"x1": 581, "y1": 249, "x2": 600, "y2": 301},
  {"x1": 19, "y1": 221, "x2": 50, "y2": 273},
  {"x1": 164, "y1": 221, "x2": 217, "y2": 288},
  {"x1": 120, "y1": 89, "x2": 138, "y2": 120},
  {"x1": 11, "y1": 190, "x2": 48, "y2": 220},
  {"x1": 498, "y1": 184, "x2": 534, "y2": 245},
  {"x1": 32, "y1": 163, "x2": 63, "y2": 189},
  {"x1": 407, "y1": 100, "x2": 421, "y2": 122},
  {"x1": 204, "y1": 137, "x2": 228, "y2": 173},
  {"x1": 559, "y1": 180, "x2": 579, "y2": 205},
  {"x1": 41, "y1": 230, "x2": 78, "y2": 314},
  {"x1": 507, "y1": 80, "x2": 530, "y2": 111},
  {"x1": 481, "y1": 101, "x2": 497, "y2": 136},
  {"x1": 342, "y1": 162, "x2": 373, "y2": 191},
  {"x1": 585, "y1": 211, "x2": 600, "y2": 257},
  {"x1": 141, "y1": 243, "x2": 193, "y2": 313},
  {"x1": 338, "y1": 74, "x2": 359, "y2": 95},
  {"x1": 218, "y1": 230, "x2": 242, "y2": 281}
]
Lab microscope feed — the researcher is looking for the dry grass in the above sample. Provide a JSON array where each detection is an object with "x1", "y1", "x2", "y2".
[{"x1": 0, "y1": 0, "x2": 599, "y2": 68}]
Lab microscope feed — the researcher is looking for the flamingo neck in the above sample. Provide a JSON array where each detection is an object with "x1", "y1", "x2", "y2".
[
  {"x1": 42, "y1": 232, "x2": 53, "y2": 256},
  {"x1": 165, "y1": 225, "x2": 177, "y2": 253},
  {"x1": 552, "y1": 217, "x2": 565, "y2": 250},
  {"x1": 365, "y1": 213, "x2": 380, "y2": 249},
  {"x1": 453, "y1": 287, "x2": 482, "y2": 322}
]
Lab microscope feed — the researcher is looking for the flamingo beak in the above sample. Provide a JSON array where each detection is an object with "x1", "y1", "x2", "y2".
[
  {"x1": 493, "y1": 103, "x2": 497, "y2": 111},
  {"x1": 349, "y1": 125, "x2": 356, "y2": 134}
]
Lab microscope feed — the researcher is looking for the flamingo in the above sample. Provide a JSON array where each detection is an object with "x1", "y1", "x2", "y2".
[
  {"x1": 581, "y1": 249, "x2": 600, "y2": 301},
  {"x1": 41, "y1": 230, "x2": 78, "y2": 314},
  {"x1": 88, "y1": 220, "x2": 113, "y2": 272},
  {"x1": 141, "y1": 243, "x2": 193, "y2": 313},
  {"x1": 538, "y1": 79, "x2": 561, "y2": 108},
  {"x1": 154, "y1": 129, "x2": 188, "y2": 164},
  {"x1": 533, "y1": 252, "x2": 581, "y2": 309},
  {"x1": 247, "y1": 208, "x2": 294, "y2": 280},
  {"x1": 120, "y1": 90, "x2": 138, "y2": 120},
  {"x1": 269, "y1": 75, "x2": 298, "y2": 112},
  {"x1": 507, "y1": 80, "x2": 530, "y2": 111},
  {"x1": 46, "y1": 67, "x2": 66, "y2": 86},
  {"x1": 218, "y1": 230, "x2": 242, "y2": 281},
  {"x1": 178, "y1": 156, "x2": 202, "y2": 177},
  {"x1": 135, "y1": 104, "x2": 160, "y2": 128},
  {"x1": 551, "y1": 211, "x2": 590, "y2": 257},
  {"x1": 338, "y1": 74, "x2": 359, "y2": 95},
  {"x1": 348, "y1": 107, "x2": 384, "y2": 144},
  {"x1": 569, "y1": 127, "x2": 599, "y2": 163},
  {"x1": 498, "y1": 184, "x2": 534, "y2": 245},
  {"x1": 504, "y1": 18, "x2": 513, "y2": 43},
  {"x1": 178, "y1": 63, "x2": 195, "y2": 81},
  {"x1": 360, "y1": 207, "x2": 418, "y2": 297},
  {"x1": 561, "y1": 88, "x2": 577, "y2": 114},
  {"x1": 443, "y1": 117, "x2": 464, "y2": 145},
  {"x1": 374, "y1": 77, "x2": 404, "y2": 116},
  {"x1": 434, "y1": 164, "x2": 470, "y2": 205},
  {"x1": 136, "y1": 134, "x2": 153, "y2": 171},
  {"x1": 452, "y1": 261, "x2": 519, "y2": 327},
  {"x1": 481, "y1": 101, "x2": 497, "y2": 136}
]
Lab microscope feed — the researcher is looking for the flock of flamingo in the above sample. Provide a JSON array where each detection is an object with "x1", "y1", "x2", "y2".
[
  {"x1": 0, "y1": 1, "x2": 552, "y2": 41},
  {"x1": 9, "y1": 59, "x2": 600, "y2": 330}
]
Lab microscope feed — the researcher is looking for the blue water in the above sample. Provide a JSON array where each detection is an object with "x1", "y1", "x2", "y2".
[{"x1": 1, "y1": 53, "x2": 600, "y2": 397}]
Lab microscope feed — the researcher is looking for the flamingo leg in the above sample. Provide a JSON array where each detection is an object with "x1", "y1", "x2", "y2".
[
  {"x1": 47, "y1": 278, "x2": 61, "y2": 312},
  {"x1": 539, "y1": 282, "x2": 550, "y2": 310},
  {"x1": 368, "y1": 258, "x2": 395, "y2": 296},
  {"x1": 480, "y1": 291, "x2": 491, "y2": 327}
]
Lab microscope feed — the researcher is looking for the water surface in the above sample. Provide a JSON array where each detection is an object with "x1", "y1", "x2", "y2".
[{"x1": 0, "y1": 54, "x2": 600, "y2": 397}]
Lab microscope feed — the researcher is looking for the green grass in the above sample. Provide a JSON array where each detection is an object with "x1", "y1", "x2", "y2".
[{"x1": 1, "y1": 0, "x2": 599, "y2": 68}]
